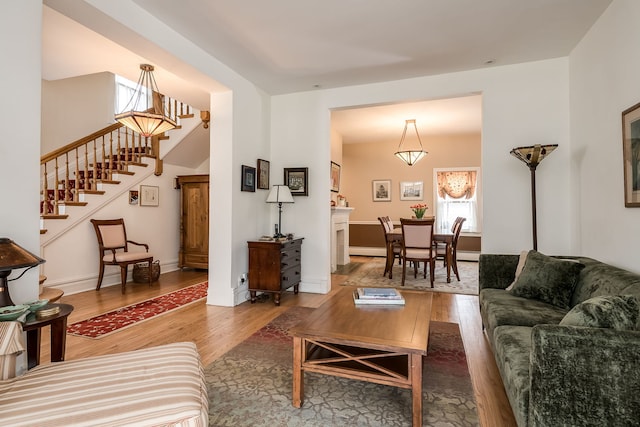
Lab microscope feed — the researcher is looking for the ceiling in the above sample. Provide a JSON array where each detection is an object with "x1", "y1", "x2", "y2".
[{"x1": 42, "y1": 0, "x2": 611, "y2": 143}]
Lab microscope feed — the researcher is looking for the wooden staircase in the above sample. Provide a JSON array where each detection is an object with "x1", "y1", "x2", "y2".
[{"x1": 40, "y1": 96, "x2": 200, "y2": 234}]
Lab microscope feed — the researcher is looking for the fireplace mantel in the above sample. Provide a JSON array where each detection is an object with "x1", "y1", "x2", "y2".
[{"x1": 331, "y1": 207, "x2": 354, "y2": 272}]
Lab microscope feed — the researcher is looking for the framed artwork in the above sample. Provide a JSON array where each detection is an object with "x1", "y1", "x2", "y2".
[
  {"x1": 284, "y1": 167, "x2": 309, "y2": 196},
  {"x1": 622, "y1": 101, "x2": 640, "y2": 207},
  {"x1": 139, "y1": 185, "x2": 159, "y2": 206},
  {"x1": 241, "y1": 165, "x2": 256, "y2": 192},
  {"x1": 330, "y1": 161, "x2": 340, "y2": 192},
  {"x1": 399, "y1": 181, "x2": 423, "y2": 201},
  {"x1": 372, "y1": 180, "x2": 391, "y2": 201},
  {"x1": 129, "y1": 190, "x2": 139, "y2": 205},
  {"x1": 257, "y1": 159, "x2": 270, "y2": 190}
]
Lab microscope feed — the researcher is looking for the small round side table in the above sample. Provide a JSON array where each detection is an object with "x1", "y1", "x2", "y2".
[{"x1": 22, "y1": 303, "x2": 74, "y2": 369}]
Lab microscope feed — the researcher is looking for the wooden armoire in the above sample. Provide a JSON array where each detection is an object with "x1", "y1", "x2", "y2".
[{"x1": 176, "y1": 174, "x2": 209, "y2": 269}]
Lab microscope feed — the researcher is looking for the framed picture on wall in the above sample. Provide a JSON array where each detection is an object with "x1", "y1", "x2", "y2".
[
  {"x1": 330, "y1": 161, "x2": 340, "y2": 192},
  {"x1": 284, "y1": 167, "x2": 308, "y2": 196},
  {"x1": 257, "y1": 159, "x2": 270, "y2": 190},
  {"x1": 139, "y1": 185, "x2": 159, "y2": 206},
  {"x1": 372, "y1": 180, "x2": 391, "y2": 201},
  {"x1": 622, "y1": 101, "x2": 640, "y2": 207},
  {"x1": 129, "y1": 190, "x2": 139, "y2": 205},
  {"x1": 241, "y1": 165, "x2": 256, "y2": 192},
  {"x1": 399, "y1": 181, "x2": 423, "y2": 201}
]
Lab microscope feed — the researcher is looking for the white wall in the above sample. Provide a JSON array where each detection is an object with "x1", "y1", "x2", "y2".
[
  {"x1": 46, "y1": 0, "x2": 273, "y2": 306},
  {"x1": 569, "y1": 0, "x2": 640, "y2": 272},
  {"x1": 41, "y1": 162, "x2": 200, "y2": 294},
  {"x1": 272, "y1": 58, "x2": 572, "y2": 292},
  {"x1": 0, "y1": 3, "x2": 42, "y2": 304},
  {"x1": 41, "y1": 72, "x2": 115, "y2": 154}
]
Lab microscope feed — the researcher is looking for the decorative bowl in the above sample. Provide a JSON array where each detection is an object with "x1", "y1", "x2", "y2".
[
  {"x1": 0, "y1": 305, "x2": 29, "y2": 321},
  {"x1": 26, "y1": 299, "x2": 49, "y2": 312}
]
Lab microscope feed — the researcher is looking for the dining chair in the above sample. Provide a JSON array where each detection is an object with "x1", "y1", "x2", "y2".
[
  {"x1": 90, "y1": 218, "x2": 154, "y2": 293},
  {"x1": 400, "y1": 217, "x2": 435, "y2": 287},
  {"x1": 378, "y1": 216, "x2": 402, "y2": 278},
  {"x1": 434, "y1": 217, "x2": 466, "y2": 281}
]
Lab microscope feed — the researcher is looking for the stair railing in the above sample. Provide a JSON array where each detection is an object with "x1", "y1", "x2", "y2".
[{"x1": 40, "y1": 95, "x2": 194, "y2": 216}]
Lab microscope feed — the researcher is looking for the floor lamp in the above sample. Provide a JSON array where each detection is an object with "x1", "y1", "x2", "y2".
[{"x1": 510, "y1": 144, "x2": 558, "y2": 250}]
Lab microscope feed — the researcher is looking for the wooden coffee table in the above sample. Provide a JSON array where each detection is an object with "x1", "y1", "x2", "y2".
[{"x1": 290, "y1": 287, "x2": 433, "y2": 426}]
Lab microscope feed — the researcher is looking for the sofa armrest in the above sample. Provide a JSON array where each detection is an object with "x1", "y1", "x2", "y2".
[
  {"x1": 530, "y1": 325, "x2": 640, "y2": 427},
  {"x1": 0, "y1": 321, "x2": 25, "y2": 379},
  {"x1": 479, "y1": 254, "x2": 519, "y2": 291}
]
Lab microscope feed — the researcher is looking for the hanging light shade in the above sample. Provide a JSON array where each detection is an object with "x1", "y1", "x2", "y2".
[
  {"x1": 115, "y1": 64, "x2": 177, "y2": 137},
  {"x1": 394, "y1": 119, "x2": 427, "y2": 166}
]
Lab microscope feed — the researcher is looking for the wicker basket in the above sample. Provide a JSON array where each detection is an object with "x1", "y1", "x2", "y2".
[{"x1": 133, "y1": 260, "x2": 160, "y2": 283}]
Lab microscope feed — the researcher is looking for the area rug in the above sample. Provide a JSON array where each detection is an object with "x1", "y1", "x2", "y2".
[
  {"x1": 341, "y1": 257, "x2": 479, "y2": 295},
  {"x1": 205, "y1": 306, "x2": 478, "y2": 426},
  {"x1": 67, "y1": 282, "x2": 208, "y2": 339}
]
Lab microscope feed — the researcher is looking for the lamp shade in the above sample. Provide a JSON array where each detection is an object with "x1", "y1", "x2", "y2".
[
  {"x1": 510, "y1": 144, "x2": 558, "y2": 169},
  {"x1": 266, "y1": 185, "x2": 294, "y2": 204},
  {"x1": 394, "y1": 119, "x2": 427, "y2": 166},
  {"x1": 0, "y1": 238, "x2": 45, "y2": 272},
  {"x1": 115, "y1": 64, "x2": 177, "y2": 137},
  {"x1": 0, "y1": 238, "x2": 45, "y2": 307}
]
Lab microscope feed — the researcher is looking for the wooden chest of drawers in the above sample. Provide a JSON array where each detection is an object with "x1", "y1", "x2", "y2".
[{"x1": 247, "y1": 238, "x2": 303, "y2": 305}]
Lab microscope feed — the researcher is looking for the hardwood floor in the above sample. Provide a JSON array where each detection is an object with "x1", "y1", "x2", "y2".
[{"x1": 36, "y1": 257, "x2": 516, "y2": 427}]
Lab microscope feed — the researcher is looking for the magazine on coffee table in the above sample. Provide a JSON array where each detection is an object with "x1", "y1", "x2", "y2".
[
  {"x1": 353, "y1": 288, "x2": 405, "y2": 305},
  {"x1": 357, "y1": 287, "x2": 403, "y2": 299}
]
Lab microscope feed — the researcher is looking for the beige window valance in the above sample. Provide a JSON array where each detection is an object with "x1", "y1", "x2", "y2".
[{"x1": 437, "y1": 171, "x2": 477, "y2": 199}]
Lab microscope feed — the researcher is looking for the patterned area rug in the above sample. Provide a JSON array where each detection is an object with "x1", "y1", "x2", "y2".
[
  {"x1": 341, "y1": 257, "x2": 479, "y2": 295},
  {"x1": 205, "y1": 306, "x2": 478, "y2": 426},
  {"x1": 67, "y1": 282, "x2": 208, "y2": 338}
]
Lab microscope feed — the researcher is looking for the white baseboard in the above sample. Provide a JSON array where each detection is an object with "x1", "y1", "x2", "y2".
[{"x1": 45, "y1": 261, "x2": 179, "y2": 296}]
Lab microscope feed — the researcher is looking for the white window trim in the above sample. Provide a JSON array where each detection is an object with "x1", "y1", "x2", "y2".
[{"x1": 433, "y1": 166, "x2": 482, "y2": 234}]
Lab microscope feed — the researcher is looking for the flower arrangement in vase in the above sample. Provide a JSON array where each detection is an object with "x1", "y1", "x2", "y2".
[{"x1": 410, "y1": 203, "x2": 428, "y2": 219}]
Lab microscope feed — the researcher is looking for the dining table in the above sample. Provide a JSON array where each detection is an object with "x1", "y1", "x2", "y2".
[{"x1": 386, "y1": 218, "x2": 454, "y2": 283}]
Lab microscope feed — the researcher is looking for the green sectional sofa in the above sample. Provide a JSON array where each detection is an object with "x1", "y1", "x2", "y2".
[{"x1": 479, "y1": 251, "x2": 640, "y2": 427}]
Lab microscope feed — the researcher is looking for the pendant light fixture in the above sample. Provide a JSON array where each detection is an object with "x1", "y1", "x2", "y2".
[
  {"x1": 115, "y1": 64, "x2": 177, "y2": 137},
  {"x1": 394, "y1": 119, "x2": 427, "y2": 166}
]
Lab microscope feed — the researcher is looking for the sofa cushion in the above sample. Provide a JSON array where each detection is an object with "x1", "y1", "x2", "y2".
[
  {"x1": 560, "y1": 295, "x2": 640, "y2": 330},
  {"x1": 492, "y1": 325, "x2": 533, "y2": 427},
  {"x1": 0, "y1": 342, "x2": 208, "y2": 427},
  {"x1": 508, "y1": 250, "x2": 585, "y2": 308},
  {"x1": 505, "y1": 250, "x2": 528, "y2": 291}
]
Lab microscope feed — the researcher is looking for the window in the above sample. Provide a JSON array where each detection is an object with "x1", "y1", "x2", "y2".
[
  {"x1": 115, "y1": 75, "x2": 147, "y2": 114},
  {"x1": 434, "y1": 168, "x2": 481, "y2": 233}
]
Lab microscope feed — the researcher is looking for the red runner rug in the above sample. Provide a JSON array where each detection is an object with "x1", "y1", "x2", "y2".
[{"x1": 67, "y1": 282, "x2": 208, "y2": 339}]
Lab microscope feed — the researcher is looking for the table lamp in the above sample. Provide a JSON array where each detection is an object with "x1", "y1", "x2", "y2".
[
  {"x1": 0, "y1": 238, "x2": 45, "y2": 307},
  {"x1": 266, "y1": 185, "x2": 294, "y2": 238}
]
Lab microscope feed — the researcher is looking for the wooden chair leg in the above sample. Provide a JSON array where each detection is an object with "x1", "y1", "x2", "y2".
[
  {"x1": 96, "y1": 263, "x2": 105, "y2": 291},
  {"x1": 120, "y1": 265, "x2": 128, "y2": 294},
  {"x1": 401, "y1": 259, "x2": 407, "y2": 286},
  {"x1": 429, "y1": 259, "x2": 435, "y2": 287},
  {"x1": 452, "y1": 255, "x2": 461, "y2": 281}
]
